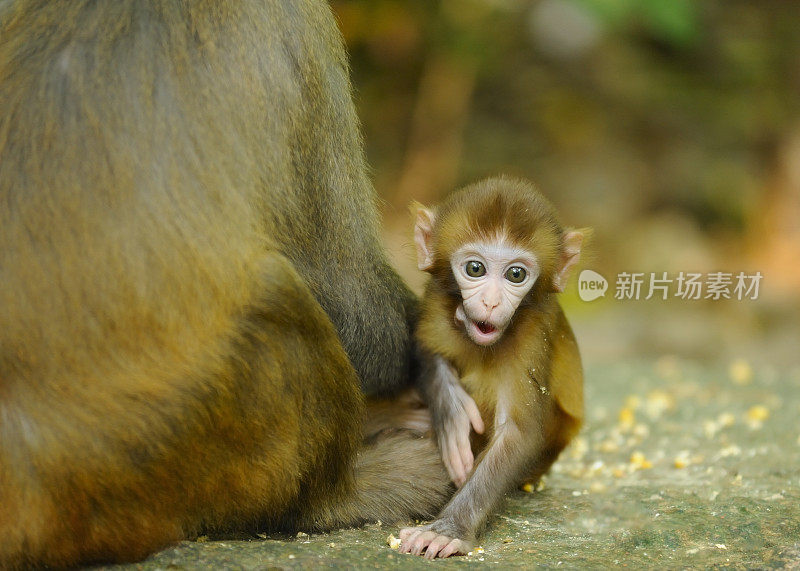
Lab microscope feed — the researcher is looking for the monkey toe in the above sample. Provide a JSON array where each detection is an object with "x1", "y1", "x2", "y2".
[
  {"x1": 439, "y1": 538, "x2": 470, "y2": 558},
  {"x1": 399, "y1": 525, "x2": 470, "y2": 559},
  {"x1": 411, "y1": 531, "x2": 438, "y2": 556},
  {"x1": 399, "y1": 525, "x2": 423, "y2": 541},
  {"x1": 423, "y1": 534, "x2": 453, "y2": 559},
  {"x1": 398, "y1": 526, "x2": 433, "y2": 556},
  {"x1": 420, "y1": 533, "x2": 469, "y2": 559},
  {"x1": 398, "y1": 527, "x2": 423, "y2": 553}
]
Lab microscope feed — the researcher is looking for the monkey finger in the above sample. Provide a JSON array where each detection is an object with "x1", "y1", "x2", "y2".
[
  {"x1": 457, "y1": 433, "x2": 474, "y2": 476},
  {"x1": 447, "y1": 450, "x2": 466, "y2": 486},
  {"x1": 438, "y1": 436, "x2": 458, "y2": 484},
  {"x1": 451, "y1": 467, "x2": 466, "y2": 488},
  {"x1": 446, "y1": 436, "x2": 467, "y2": 485},
  {"x1": 444, "y1": 456, "x2": 463, "y2": 487},
  {"x1": 461, "y1": 394, "x2": 485, "y2": 434}
]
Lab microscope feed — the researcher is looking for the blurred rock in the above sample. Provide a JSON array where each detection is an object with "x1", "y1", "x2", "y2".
[{"x1": 528, "y1": 0, "x2": 602, "y2": 61}]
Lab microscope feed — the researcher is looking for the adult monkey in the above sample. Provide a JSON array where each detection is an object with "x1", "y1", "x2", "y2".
[{"x1": 0, "y1": 1, "x2": 451, "y2": 567}]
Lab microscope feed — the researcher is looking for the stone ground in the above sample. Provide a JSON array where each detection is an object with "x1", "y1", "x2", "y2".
[{"x1": 96, "y1": 356, "x2": 800, "y2": 570}]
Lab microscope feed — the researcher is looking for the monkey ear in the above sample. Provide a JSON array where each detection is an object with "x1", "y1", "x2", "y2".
[
  {"x1": 553, "y1": 229, "x2": 585, "y2": 292},
  {"x1": 411, "y1": 202, "x2": 436, "y2": 271}
]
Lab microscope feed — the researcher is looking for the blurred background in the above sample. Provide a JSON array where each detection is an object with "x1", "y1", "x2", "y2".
[{"x1": 331, "y1": 0, "x2": 800, "y2": 371}]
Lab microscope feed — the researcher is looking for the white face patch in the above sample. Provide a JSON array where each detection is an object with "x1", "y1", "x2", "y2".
[{"x1": 450, "y1": 236, "x2": 539, "y2": 346}]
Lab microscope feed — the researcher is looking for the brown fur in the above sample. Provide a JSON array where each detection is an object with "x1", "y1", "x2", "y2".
[
  {"x1": 0, "y1": 1, "x2": 449, "y2": 568},
  {"x1": 418, "y1": 282, "x2": 583, "y2": 436},
  {"x1": 404, "y1": 177, "x2": 584, "y2": 556},
  {"x1": 427, "y1": 176, "x2": 563, "y2": 299},
  {"x1": 418, "y1": 178, "x2": 583, "y2": 437}
]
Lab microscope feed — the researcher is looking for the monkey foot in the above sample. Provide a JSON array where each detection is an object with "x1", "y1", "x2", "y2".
[{"x1": 398, "y1": 525, "x2": 472, "y2": 559}]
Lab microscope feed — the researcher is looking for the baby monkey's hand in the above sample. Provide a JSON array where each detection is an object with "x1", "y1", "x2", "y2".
[{"x1": 428, "y1": 357, "x2": 484, "y2": 487}]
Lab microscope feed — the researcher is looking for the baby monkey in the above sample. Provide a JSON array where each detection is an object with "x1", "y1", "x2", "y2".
[{"x1": 400, "y1": 176, "x2": 586, "y2": 558}]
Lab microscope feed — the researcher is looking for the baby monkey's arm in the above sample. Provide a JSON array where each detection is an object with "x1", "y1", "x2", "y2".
[{"x1": 416, "y1": 351, "x2": 484, "y2": 487}]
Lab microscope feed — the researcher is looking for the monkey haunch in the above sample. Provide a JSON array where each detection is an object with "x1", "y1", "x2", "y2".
[
  {"x1": 0, "y1": 1, "x2": 450, "y2": 568},
  {"x1": 401, "y1": 176, "x2": 586, "y2": 558}
]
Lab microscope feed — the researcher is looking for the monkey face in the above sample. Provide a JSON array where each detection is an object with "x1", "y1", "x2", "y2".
[{"x1": 450, "y1": 238, "x2": 539, "y2": 346}]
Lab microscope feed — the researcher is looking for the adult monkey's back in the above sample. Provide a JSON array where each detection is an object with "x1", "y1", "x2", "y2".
[{"x1": 0, "y1": 1, "x2": 449, "y2": 567}]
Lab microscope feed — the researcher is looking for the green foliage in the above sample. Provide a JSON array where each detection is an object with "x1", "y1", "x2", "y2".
[
  {"x1": 335, "y1": 0, "x2": 800, "y2": 270},
  {"x1": 577, "y1": 0, "x2": 699, "y2": 47}
]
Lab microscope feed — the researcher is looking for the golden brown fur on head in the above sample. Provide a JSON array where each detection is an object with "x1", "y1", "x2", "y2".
[{"x1": 427, "y1": 176, "x2": 564, "y2": 299}]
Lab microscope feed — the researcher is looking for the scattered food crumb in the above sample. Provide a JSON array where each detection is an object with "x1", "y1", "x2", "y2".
[
  {"x1": 618, "y1": 407, "x2": 635, "y2": 431},
  {"x1": 719, "y1": 445, "x2": 742, "y2": 457},
  {"x1": 729, "y1": 359, "x2": 753, "y2": 385},
  {"x1": 296, "y1": 531, "x2": 309, "y2": 539},
  {"x1": 644, "y1": 390, "x2": 674, "y2": 419},
  {"x1": 569, "y1": 437, "x2": 589, "y2": 459},
  {"x1": 523, "y1": 478, "x2": 546, "y2": 492},
  {"x1": 630, "y1": 451, "x2": 653, "y2": 470},
  {"x1": 195, "y1": 535, "x2": 209, "y2": 543},
  {"x1": 746, "y1": 405, "x2": 769, "y2": 429},
  {"x1": 386, "y1": 534, "x2": 401, "y2": 550},
  {"x1": 703, "y1": 420, "x2": 721, "y2": 438},
  {"x1": 674, "y1": 454, "x2": 689, "y2": 469},
  {"x1": 599, "y1": 439, "x2": 620, "y2": 453}
]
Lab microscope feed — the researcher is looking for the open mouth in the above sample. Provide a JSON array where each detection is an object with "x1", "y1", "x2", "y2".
[
  {"x1": 476, "y1": 321, "x2": 496, "y2": 335},
  {"x1": 468, "y1": 319, "x2": 502, "y2": 346},
  {"x1": 454, "y1": 304, "x2": 504, "y2": 346}
]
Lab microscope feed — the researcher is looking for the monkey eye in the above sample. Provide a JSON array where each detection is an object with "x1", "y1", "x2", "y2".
[
  {"x1": 505, "y1": 266, "x2": 527, "y2": 283},
  {"x1": 465, "y1": 261, "x2": 486, "y2": 278}
]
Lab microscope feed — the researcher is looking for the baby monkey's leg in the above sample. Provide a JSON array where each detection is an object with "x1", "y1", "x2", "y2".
[{"x1": 399, "y1": 401, "x2": 545, "y2": 559}]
